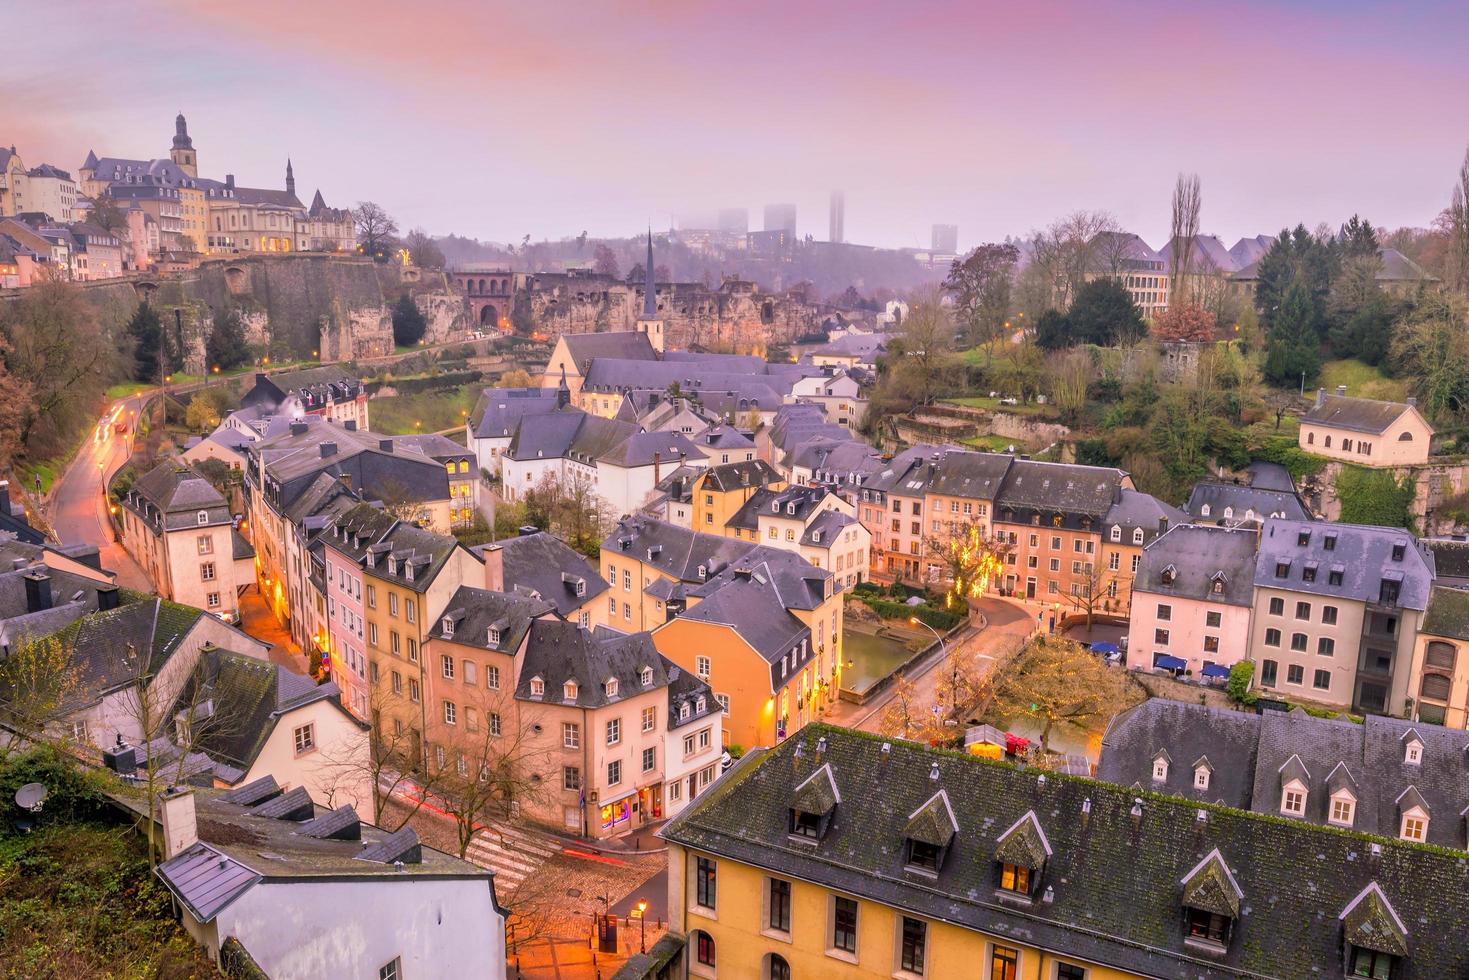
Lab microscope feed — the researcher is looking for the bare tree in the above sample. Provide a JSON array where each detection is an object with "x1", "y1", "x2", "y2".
[
  {"x1": 943, "y1": 243, "x2": 1019, "y2": 354},
  {"x1": 354, "y1": 201, "x2": 400, "y2": 259},
  {"x1": 986, "y1": 635, "x2": 1141, "y2": 753},
  {"x1": 1045, "y1": 347, "x2": 1092, "y2": 424},
  {"x1": 319, "y1": 683, "x2": 437, "y2": 831},
  {"x1": 1446, "y1": 146, "x2": 1469, "y2": 295},
  {"x1": 525, "y1": 471, "x2": 612, "y2": 556},
  {"x1": 1064, "y1": 560, "x2": 1111, "y2": 627},
  {"x1": 923, "y1": 511, "x2": 1013, "y2": 611},
  {"x1": 403, "y1": 228, "x2": 446, "y2": 271},
  {"x1": 885, "y1": 286, "x2": 959, "y2": 408},
  {"x1": 429, "y1": 689, "x2": 552, "y2": 859},
  {"x1": 1168, "y1": 174, "x2": 1202, "y2": 308},
  {"x1": 0, "y1": 634, "x2": 82, "y2": 745},
  {"x1": 1028, "y1": 211, "x2": 1119, "y2": 310},
  {"x1": 117, "y1": 643, "x2": 169, "y2": 868}
]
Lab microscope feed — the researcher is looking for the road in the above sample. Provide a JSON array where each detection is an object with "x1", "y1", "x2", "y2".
[
  {"x1": 48, "y1": 393, "x2": 152, "y2": 591},
  {"x1": 835, "y1": 596, "x2": 1036, "y2": 733}
]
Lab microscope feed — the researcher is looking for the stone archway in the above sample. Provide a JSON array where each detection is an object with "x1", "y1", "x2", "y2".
[{"x1": 479, "y1": 303, "x2": 499, "y2": 328}]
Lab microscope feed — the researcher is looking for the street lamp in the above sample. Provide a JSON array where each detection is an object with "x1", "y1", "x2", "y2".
[
  {"x1": 909, "y1": 616, "x2": 951, "y2": 713},
  {"x1": 636, "y1": 899, "x2": 649, "y2": 953}
]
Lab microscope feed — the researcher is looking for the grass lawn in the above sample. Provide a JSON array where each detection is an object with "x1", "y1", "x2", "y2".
[
  {"x1": 370, "y1": 383, "x2": 482, "y2": 435},
  {"x1": 944, "y1": 395, "x2": 1055, "y2": 418},
  {"x1": 104, "y1": 382, "x2": 151, "y2": 400},
  {"x1": 963, "y1": 434, "x2": 1025, "y2": 452},
  {"x1": 1318, "y1": 358, "x2": 1410, "y2": 402}
]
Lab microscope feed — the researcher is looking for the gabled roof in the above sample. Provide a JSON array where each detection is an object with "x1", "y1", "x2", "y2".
[
  {"x1": 995, "y1": 458, "x2": 1123, "y2": 519},
  {"x1": 1340, "y1": 882, "x2": 1410, "y2": 957},
  {"x1": 515, "y1": 620, "x2": 672, "y2": 708},
  {"x1": 1302, "y1": 393, "x2": 1421, "y2": 435},
  {"x1": 904, "y1": 788, "x2": 958, "y2": 847},
  {"x1": 698, "y1": 459, "x2": 781, "y2": 493},
  {"x1": 557, "y1": 331, "x2": 657, "y2": 374},
  {"x1": 993, "y1": 810, "x2": 1051, "y2": 868},
  {"x1": 792, "y1": 762, "x2": 841, "y2": 815},
  {"x1": 1132, "y1": 525, "x2": 1258, "y2": 607},
  {"x1": 1185, "y1": 480, "x2": 1309, "y2": 525},
  {"x1": 427, "y1": 585, "x2": 554, "y2": 653},
  {"x1": 1254, "y1": 518, "x2": 1433, "y2": 611},
  {"x1": 1180, "y1": 848, "x2": 1243, "y2": 918},
  {"x1": 480, "y1": 531, "x2": 608, "y2": 617},
  {"x1": 469, "y1": 386, "x2": 561, "y2": 439}
]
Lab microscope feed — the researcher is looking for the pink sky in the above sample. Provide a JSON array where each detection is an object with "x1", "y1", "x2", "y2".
[{"x1": 8, "y1": 0, "x2": 1469, "y2": 249}]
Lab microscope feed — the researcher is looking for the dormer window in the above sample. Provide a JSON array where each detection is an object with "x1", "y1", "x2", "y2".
[
  {"x1": 1297, "y1": 530, "x2": 1310, "y2": 546},
  {"x1": 197, "y1": 510, "x2": 209, "y2": 525},
  {"x1": 1160, "y1": 564, "x2": 1177, "y2": 587},
  {"x1": 640, "y1": 667, "x2": 653, "y2": 687},
  {"x1": 679, "y1": 702, "x2": 690, "y2": 721},
  {"x1": 1109, "y1": 525, "x2": 1121, "y2": 542},
  {"x1": 1180, "y1": 848, "x2": 1242, "y2": 954},
  {"x1": 1391, "y1": 542, "x2": 1405, "y2": 562},
  {"x1": 1151, "y1": 752, "x2": 1170, "y2": 783},
  {"x1": 1200, "y1": 504, "x2": 1211, "y2": 517},
  {"x1": 1132, "y1": 527, "x2": 1144, "y2": 545},
  {"x1": 1341, "y1": 883, "x2": 1409, "y2": 980},
  {"x1": 696, "y1": 695, "x2": 706, "y2": 712},
  {"x1": 993, "y1": 810, "x2": 1051, "y2": 903},
  {"x1": 605, "y1": 677, "x2": 619, "y2": 698},
  {"x1": 564, "y1": 680, "x2": 578, "y2": 701},
  {"x1": 1404, "y1": 738, "x2": 1422, "y2": 765},
  {"x1": 1281, "y1": 780, "x2": 1307, "y2": 817},
  {"x1": 1330, "y1": 791, "x2": 1356, "y2": 827},
  {"x1": 442, "y1": 616, "x2": 454, "y2": 638},
  {"x1": 530, "y1": 677, "x2": 544, "y2": 697},
  {"x1": 903, "y1": 789, "x2": 957, "y2": 876},
  {"x1": 788, "y1": 762, "x2": 840, "y2": 843},
  {"x1": 1194, "y1": 764, "x2": 1211, "y2": 790},
  {"x1": 488, "y1": 626, "x2": 502, "y2": 647},
  {"x1": 1210, "y1": 574, "x2": 1226, "y2": 595},
  {"x1": 1324, "y1": 532, "x2": 1337, "y2": 551},
  {"x1": 1275, "y1": 561, "x2": 1289, "y2": 578}
]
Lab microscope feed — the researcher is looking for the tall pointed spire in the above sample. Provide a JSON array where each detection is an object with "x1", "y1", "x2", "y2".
[
  {"x1": 285, "y1": 159, "x2": 296, "y2": 198},
  {"x1": 642, "y1": 228, "x2": 657, "y2": 319}
]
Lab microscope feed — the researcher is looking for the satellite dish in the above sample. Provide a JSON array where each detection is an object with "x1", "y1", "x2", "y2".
[{"x1": 15, "y1": 783, "x2": 47, "y2": 812}]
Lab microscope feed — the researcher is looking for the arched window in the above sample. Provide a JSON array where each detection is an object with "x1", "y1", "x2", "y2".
[
  {"x1": 694, "y1": 930, "x2": 716, "y2": 968},
  {"x1": 479, "y1": 278, "x2": 487, "y2": 293},
  {"x1": 1421, "y1": 673, "x2": 1451, "y2": 701},
  {"x1": 1398, "y1": 431, "x2": 1413, "y2": 441},
  {"x1": 1200, "y1": 504, "x2": 1210, "y2": 517},
  {"x1": 1426, "y1": 641, "x2": 1457, "y2": 670},
  {"x1": 1223, "y1": 507, "x2": 1234, "y2": 520},
  {"x1": 766, "y1": 953, "x2": 791, "y2": 980}
]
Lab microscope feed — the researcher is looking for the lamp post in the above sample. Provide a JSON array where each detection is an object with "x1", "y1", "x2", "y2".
[
  {"x1": 909, "y1": 616, "x2": 950, "y2": 712},
  {"x1": 637, "y1": 899, "x2": 648, "y2": 953}
]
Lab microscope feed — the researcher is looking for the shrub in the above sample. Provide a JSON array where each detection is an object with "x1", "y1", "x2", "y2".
[
  {"x1": 1226, "y1": 660, "x2": 1257, "y2": 705},
  {"x1": 1335, "y1": 466, "x2": 1415, "y2": 530}
]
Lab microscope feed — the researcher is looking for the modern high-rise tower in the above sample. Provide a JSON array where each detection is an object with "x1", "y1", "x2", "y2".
[
  {"x1": 764, "y1": 203, "x2": 797, "y2": 236},
  {"x1": 931, "y1": 224, "x2": 959, "y2": 254}
]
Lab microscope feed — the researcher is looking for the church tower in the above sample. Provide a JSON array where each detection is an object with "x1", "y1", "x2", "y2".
[
  {"x1": 634, "y1": 229, "x2": 665, "y2": 354},
  {"x1": 170, "y1": 112, "x2": 197, "y2": 176},
  {"x1": 285, "y1": 159, "x2": 296, "y2": 199}
]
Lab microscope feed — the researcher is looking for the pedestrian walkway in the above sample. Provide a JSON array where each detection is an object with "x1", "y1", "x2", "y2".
[{"x1": 465, "y1": 820, "x2": 563, "y2": 892}]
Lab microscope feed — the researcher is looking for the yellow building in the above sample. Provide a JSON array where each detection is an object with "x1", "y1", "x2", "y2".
[
  {"x1": 662, "y1": 459, "x2": 784, "y2": 534},
  {"x1": 661, "y1": 724, "x2": 1467, "y2": 980},
  {"x1": 1409, "y1": 586, "x2": 1469, "y2": 728}
]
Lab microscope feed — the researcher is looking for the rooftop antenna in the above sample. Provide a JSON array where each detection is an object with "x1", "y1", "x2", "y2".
[{"x1": 14, "y1": 782, "x2": 48, "y2": 833}]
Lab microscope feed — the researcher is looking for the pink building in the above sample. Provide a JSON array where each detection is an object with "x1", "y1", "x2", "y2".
[
  {"x1": 1126, "y1": 524, "x2": 1258, "y2": 678},
  {"x1": 322, "y1": 537, "x2": 370, "y2": 719}
]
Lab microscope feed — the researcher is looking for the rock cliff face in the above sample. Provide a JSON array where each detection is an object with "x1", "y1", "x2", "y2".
[
  {"x1": 517, "y1": 271, "x2": 825, "y2": 353},
  {"x1": 10, "y1": 254, "x2": 467, "y2": 367}
]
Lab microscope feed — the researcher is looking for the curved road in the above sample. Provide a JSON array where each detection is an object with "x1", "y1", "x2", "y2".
[{"x1": 48, "y1": 393, "x2": 153, "y2": 590}]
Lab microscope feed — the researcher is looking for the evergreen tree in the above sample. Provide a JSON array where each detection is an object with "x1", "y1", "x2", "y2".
[
  {"x1": 1263, "y1": 280, "x2": 1321, "y2": 386},
  {"x1": 206, "y1": 308, "x2": 252, "y2": 370},
  {"x1": 125, "y1": 301, "x2": 164, "y2": 383},
  {"x1": 391, "y1": 294, "x2": 427, "y2": 347},
  {"x1": 1065, "y1": 279, "x2": 1145, "y2": 347}
]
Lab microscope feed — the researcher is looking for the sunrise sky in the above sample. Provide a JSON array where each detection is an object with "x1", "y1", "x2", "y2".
[{"x1": 8, "y1": 0, "x2": 1469, "y2": 249}]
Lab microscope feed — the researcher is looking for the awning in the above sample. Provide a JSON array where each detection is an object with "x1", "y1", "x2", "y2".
[
  {"x1": 1154, "y1": 654, "x2": 1187, "y2": 671},
  {"x1": 1091, "y1": 642, "x2": 1120, "y2": 656},
  {"x1": 1201, "y1": 663, "x2": 1231, "y2": 679}
]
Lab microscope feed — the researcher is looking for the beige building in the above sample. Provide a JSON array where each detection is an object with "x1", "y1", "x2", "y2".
[
  {"x1": 1408, "y1": 586, "x2": 1469, "y2": 728},
  {"x1": 1299, "y1": 387, "x2": 1433, "y2": 468},
  {"x1": 119, "y1": 462, "x2": 249, "y2": 623}
]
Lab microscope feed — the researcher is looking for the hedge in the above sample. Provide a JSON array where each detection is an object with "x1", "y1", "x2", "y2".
[{"x1": 857, "y1": 595, "x2": 962, "y2": 632}]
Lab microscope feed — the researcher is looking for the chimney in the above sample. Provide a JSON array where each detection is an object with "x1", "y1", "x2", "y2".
[
  {"x1": 23, "y1": 572, "x2": 51, "y2": 612},
  {"x1": 1315, "y1": 387, "x2": 1325, "y2": 408},
  {"x1": 289, "y1": 421, "x2": 308, "y2": 436},
  {"x1": 1336, "y1": 385, "x2": 1347, "y2": 397},
  {"x1": 482, "y1": 543, "x2": 504, "y2": 592},
  {"x1": 519, "y1": 525, "x2": 539, "y2": 536},
  {"x1": 653, "y1": 451, "x2": 661, "y2": 486},
  {"x1": 160, "y1": 786, "x2": 198, "y2": 860},
  {"x1": 97, "y1": 584, "x2": 120, "y2": 611},
  {"x1": 344, "y1": 419, "x2": 358, "y2": 431},
  {"x1": 102, "y1": 735, "x2": 136, "y2": 776},
  {"x1": 225, "y1": 174, "x2": 235, "y2": 190},
  {"x1": 379, "y1": 439, "x2": 393, "y2": 452},
  {"x1": 0, "y1": 479, "x2": 10, "y2": 517},
  {"x1": 320, "y1": 442, "x2": 338, "y2": 458},
  {"x1": 1407, "y1": 396, "x2": 1417, "y2": 408}
]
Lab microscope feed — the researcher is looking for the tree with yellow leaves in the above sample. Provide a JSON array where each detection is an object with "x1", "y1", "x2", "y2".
[{"x1": 923, "y1": 510, "x2": 1013, "y2": 611}]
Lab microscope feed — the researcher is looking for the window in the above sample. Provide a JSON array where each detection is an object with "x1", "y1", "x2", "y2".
[
  {"x1": 408, "y1": 678, "x2": 420, "y2": 702},
  {"x1": 991, "y1": 945, "x2": 1019, "y2": 980},
  {"x1": 1350, "y1": 948, "x2": 1396, "y2": 979},
  {"x1": 366, "y1": 584, "x2": 376, "y2": 608},
  {"x1": 1282, "y1": 784, "x2": 1306, "y2": 816},
  {"x1": 1194, "y1": 766, "x2": 1210, "y2": 789},
  {"x1": 1187, "y1": 908, "x2": 1230, "y2": 945},
  {"x1": 832, "y1": 895, "x2": 858, "y2": 953},
  {"x1": 1318, "y1": 637, "x2": 1335, "y2": 656},
  {"x1": 1205, "y1": 610, "x2": 1222, "y2": 628},
  {"x1": 1109, "y1": 525, "x2": 1121, "y2": 542},
  {"x1": 1268, "y1": 597, "x2": 1284, "y2": 616},
  {"x1": 441, "y1": 655, "x2": 454, "y2": 679},
  {"x1": 1057, "y1": 966, "x2": 1087, "y2": 980},
  {"x1": 1264, "y1": 628, "x2": 1281, "y2": 647},
  {"x1": 564, "y1": 680, "x2": 578, "y2": 701},
  {"x1": 407, "y1": 638, "x2": 418, "y2": 663},
  {"x1": 1108, "y1": 552, "x2": 1119, "y2": 571},
  {"x1": 389, "y1": 593, "x2": 398, "y2": 616},
  {"x1": 695, "y1": 930, "x2": 716, "y2": 968},
  {"x1": 379, "y1": 957, "x2": 401, "y2": 980},
  {"x1": 489, "y1": 712, "x2": 502, "y2": 736},
  {"x1": 1156, "y1": 603, "x2": 1172, "y2": 622},
  {"x1": 1154, "y1": 628, "x2": 1169, "y2": 646},
  {"x1": 695, "y1": 856, "x2": 717, "y2": 910},
  {"x1": 769, "y1": 954, "x2": 790, "y2": 980},
  {"x1": 1290, "y1": 633, "x2": 1307, "y2": 652},
  {"x1": 487, "y1": 664, "x2": 500, "y2": 689},
  {"x1": 606, "y1": 718, "x2": 621, "y2": 745},
  {"x1": 207, "y1": 592, "x2": 220, "y2": 608},
  {"x1": 605, "y1": 677, "x2": 619, "y2": 698},
  {"x1": 607, "y1": 760, "x2": 622, "y2": 785},
  {"x1": 463, "y1": 661, "x2": 476, "y2": 685},
  {"x1": 443, "y1": 700, "x2": 456, "y2": 725},
  {"x1": 642, "y1": 746, "x2": 656, "y2": 772},
  {"x1": 405, "y1": 599, "x2": 415, "y2": 624},
  {"x1": 906, "y1": 839, "x2": 941, "y2": 873},
  {"x1": 623, "y1": 569, "x2": 632, "y2": 591},
  {"x1": 1404, "y1": 740, "x2": 1422, "y2": 765},
  {"x1": 1152, "y1": 757, "x2": 1168, "y2": 782},
  {"x1": 530, "y1": 677, "x2": 544, "y2": 696},
  {"x1": 1294, "y1": 601, "x2": 1311, "y2": 620},
  {"x1": 200, "y1": 562, "x2": 216, "y2": 581},
  {"x1": 998, "y1": 862, "x2": 1031, "y2": 894},
  {"x1": 197, "y1": 534, "x2": 213, "y2": 555},
  {"x1": 1287, "y1": 664, "x2": 1304, "y2": 685},
  {"x1": 1401, "y1": 811, "x2": 1427, "y2": 842},
  {"x1": 768, "y1": 877, "x2": 791, "y2": 933},
  {"x1": 391, "y1": 670, "x2": 402, "y2": 694},
  {"x1": 1330, "y1": 795, "x2": 1355, "y2": 826},
  {"x1": 1260, "y1": 660, "x2": 1278, "y2": 686},
  {"x1": 563, "y1": 722, "x2": 579, "y2": 749},
  {"x1": 1313, "y1": 669, "x2": 1331, "y2": 690},
  {"x1": 900, "y1": 916, "x2": 926, "y2": 974},
  {"x1": 293, "y1": 724, "x2": 314, "y2": 755}
]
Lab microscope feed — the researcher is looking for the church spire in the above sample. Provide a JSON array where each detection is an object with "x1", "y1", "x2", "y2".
[
  {"x1": 285, "y1": 158, "x2": 296, "y2": 198},
  {"x1": 642, "y1": 228, "x2": 657, "y2": 319}
]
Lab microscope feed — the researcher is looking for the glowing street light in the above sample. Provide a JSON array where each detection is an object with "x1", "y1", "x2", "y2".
[{"x1": 636, "y1": 900, "x2": 649, "y2": 953}]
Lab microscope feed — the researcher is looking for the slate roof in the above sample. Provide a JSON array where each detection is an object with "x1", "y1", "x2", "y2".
[
  {"x1": 726, "y1": 485, "x2": 830, "y2": 534},
  {"x1": 0, "y1": 562, "x2": 120, "y2": 651},
  {"x1": 697, "y1": 459, "x2": 781, "y2": 494},
  {"x1": 801, "y1": 510, "x2": 858, "y2": 548},
  {"x1": 1102, "y1": 488, "x2": 1185, "y2": 544},
  {"x1": 149, "y1": 786, "x2": 491, "y2": 924},
  {"x1": 428, "y1": 585, "x2": 555, "y2": 652},
  {"x1": 598, "y1": 429, "x2": 707, "y2": 469},
  {"x1": 1132, "y1": 524, "x2": 1258, "y2": 607},
  {"x1": 789, "y1": 439, "x2": 884, "y2": 484},
  {"x1": 515, "y1": 620, "x2": 672, "y2": 708},
  {"x1": 995, "y1": 458, "x2": 1124, "y2": 519},
  {"x1": 242, "y1": 366, "x2": 361, "y2": 414},
  {"x1": 1420, "y1": 586, "x2": 1469, "y2": 641},
  {"x1": 1424, "y1": 538, "x2": 1469, "y2": 584},
  {"x1": 1254, "y1": 519, "x2": 1433, "y2": 611},
  {"x1": 480, "y1": 531, "x2": 608, "y2": 617},
  {"x1": 321, "y1": 502, "x2": 465, "y2": 593},
  {"x1": 252, "y1": 421, "x2": 448, "y2": 513},
  {"x1": 673, "y1": 566, "x2": 812, "y2": 689},
  {"x1": 50, "y1": 598, "x2": 203, "y2": 710},
  {"x1": 506, "y1": 409, "x2": 640, "y2": 466},
  {"x1": 558, "y1": 331, "x2": 657, "y2": 374},
  {"x1": 469, "y1": 386, "x2": 561, "y2": 439},
  {"x1": 926, "y1": 450, "x2": 1012, "y2": 500},
  {"x1": 1302, "y1": 393, "x2": 1419, "y2": 435},
  {"x1": 126, "y1": 461, "x2": 231, "y2": 531},
  {"x1": 603, "y1": 515, "x2": 760, "y2": 584},
  {"x1": 1100, "y1": 699, "x2": 1469, "y2": 849},
  {"x1": 171, "y1": 647, "x2": 359, "y2": 780},
  {"x1": 691, "y1": 423, "x2": 755, "y2": 453},
  {"x1": 1186, "y1": 481, "x2": 1310, "y2": 525},
  {"x1": 667, "y1": 724, "x2": 1469, "y2": 980}
]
